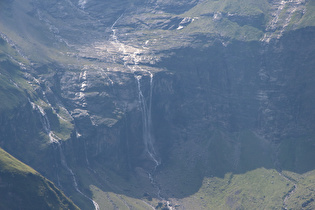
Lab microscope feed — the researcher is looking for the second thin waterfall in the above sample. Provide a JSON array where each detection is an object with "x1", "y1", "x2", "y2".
[{"x1": 135, "y1": 73, "x2": 160, "y2": 167}]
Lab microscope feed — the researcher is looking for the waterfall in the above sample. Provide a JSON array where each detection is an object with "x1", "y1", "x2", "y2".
[
  {"x1": 111, "y1": 13, "x2": 124, "y2": 43},
  {"x1": 136, "y1": 73, "x2": 166, "y2": 200},
  {"x1": 135, "y1": 74, "x2": 160, "y2": 167},
  {"x1": 109, "y1": 11, "x2": 165, "y2": 204},
  {"x1": 55, "y1": 141, "x2": 100, "y2": 210},
  {"x1": 109, "y1": 12, "x2": 160, "y2": 166},
  {"x1": 83, "y1": 139, "x2": 90, "y2": 166},
  {"x1": 29, "y1": 99, "x2": 99, "y2": 210},
  {"x1": 29, "y1": 100, "x2": 58, "y2": 143}
]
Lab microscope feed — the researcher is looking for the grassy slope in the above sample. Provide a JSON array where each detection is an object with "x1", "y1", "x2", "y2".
[
  {"x1": 0, "y1": 0, "x2": 78, "y2": 65},
  {"x1": 0, "y1": 37, "x2": 29, "y2": 112},
  {"x1": 283, "y1": 170, "x2": 315, "y2": 209},
  {"x1": 167, "y1": 0, "x2": 315, "y2": 42},
  {"x1": 185, "y1": 0, "x2": 269, "y2": 17},
  {"x1": 71, "y1": 164, "x2": 315, "y2": 209},
  {"x1": 156, "y1": 132, "x2": 314, "y2": 209},
  {"x1": 0, "y1": 147, "x2": 79, "y2": 210},
  {"x1": 174, "y1": 168, "x2": 315, "y2": 209},
  {"x1": 297, "y1": 0, "x2": 315, "y2": 28},
  {"x1": 177, "y1": 0, "x2": 269, "y2": 41},
  {"x1": 177, "y1": 168, "x2": 289, "y2": 209},
  {"x1": 73, "y1": 163, "x2": 160, "y2": 210}
]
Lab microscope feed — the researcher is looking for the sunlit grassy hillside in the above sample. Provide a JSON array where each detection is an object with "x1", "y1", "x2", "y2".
[{"x1": 0, "y1": 147, "x2": 79, "y2": 210}]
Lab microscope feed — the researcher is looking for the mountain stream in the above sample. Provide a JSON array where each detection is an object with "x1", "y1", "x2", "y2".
[{"x1": 30, "y1": 100, "x2": 99, "y2": 210}]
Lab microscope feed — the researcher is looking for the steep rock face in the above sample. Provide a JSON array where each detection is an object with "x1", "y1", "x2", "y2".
[
  {"x1": 157, "y1": 27, "x2": 315, "y2": 174},
  {"x1": 57, "y1": 67, "x2": 176, "y2": 172},
  {"x1": 0, "y1": 103, "x2": 56, "y2": 177},
  {"x1": 160, "y1": 27, "x2": 315, "y2": 143}
]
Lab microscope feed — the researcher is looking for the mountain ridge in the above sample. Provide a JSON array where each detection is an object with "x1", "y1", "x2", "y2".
[{"x1": 0, "y1": 147, "x2": 79, "y2": 210}]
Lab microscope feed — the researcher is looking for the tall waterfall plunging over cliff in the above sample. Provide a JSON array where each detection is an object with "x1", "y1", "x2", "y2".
[{"x1": 135, "y1": 73, "x2": 160, "y2": 168}]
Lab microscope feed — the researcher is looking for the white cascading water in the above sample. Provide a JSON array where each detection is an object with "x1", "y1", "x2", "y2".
[
  {"x1": 29, "y1": 100, "x2": 58, "y2": 143},
  {"x1": 135, "y1": 74, "x2": 160, "y2": 168},
  {"x1": 29, "y1": 100, "x2": 99, "y2": 210},
  {"x1": 55, "y1": 141, "x2": 100, "y2": 210},
  {"x1": 110, "y1": 13, "x2": 170, "y2": 205},
  {"x1": 136, "y1": 73, "x2": 167, "y2": 201},
  {"x1": 110, "y1": 12, "x2": 160, "y2": 168},
  {"x1": 78, "y1": 0, "x2": 87, "y2": 9},
  {"x1": 83, "y1": 139, "x2": 90, "y2": 166},
  {"x1": 111, "y1": 13, "x2": 125, "y2": 44}
]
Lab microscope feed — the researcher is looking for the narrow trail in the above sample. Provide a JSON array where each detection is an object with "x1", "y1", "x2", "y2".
[
  {"x1": 278, "y1": 172, "x2": 297, "y2": 209},
  {"x1": 142, "y1": 200, "x2": 155, "y2": 210},
  {"x1": 118, "y1": 195, "x2": 131, "y2": 210}
]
